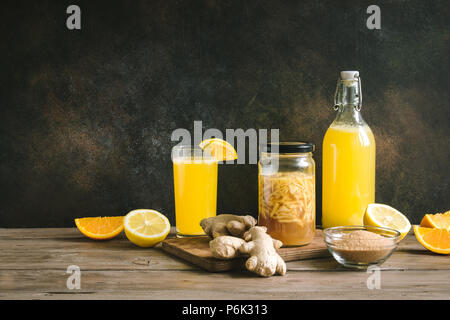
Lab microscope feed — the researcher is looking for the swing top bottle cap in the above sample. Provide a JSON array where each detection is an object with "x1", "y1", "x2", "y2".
[{"x1": 340, "y1": 71, "x2": 359, "y2": 80}]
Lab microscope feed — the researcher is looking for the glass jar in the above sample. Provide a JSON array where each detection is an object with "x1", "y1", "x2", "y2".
[{"x1": 258, "y1": 142, "x2": 316, "y2": 246}]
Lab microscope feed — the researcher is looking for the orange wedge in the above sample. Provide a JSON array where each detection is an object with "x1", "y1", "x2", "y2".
[
  {"x1": 199, "y1": 138, "x2": 238, "y2": 161},
  {"x1": 413, "y1": 225, "x2": 450, "y2": 254},
  {"x1": 420, "y1": 211, "x2": 450, "y2": 230},
  {"x1": 75, "y1": 216, "x2": 124, "y2": 240}
]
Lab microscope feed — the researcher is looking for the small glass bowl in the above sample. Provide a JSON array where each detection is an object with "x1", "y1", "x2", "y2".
[{"x1": 323, "y1": 226, "x2": 401, "y2": 269}]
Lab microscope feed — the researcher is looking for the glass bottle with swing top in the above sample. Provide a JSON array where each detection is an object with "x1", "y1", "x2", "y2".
[{"x1": 322, "y1": 71, "x2": 376, "y2": 228}]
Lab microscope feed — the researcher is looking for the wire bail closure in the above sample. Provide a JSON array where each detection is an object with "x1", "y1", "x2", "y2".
[
  {"x1": 356, "y1": 75, "x2": 362, "y2": 111},
  {"x1": 332, "y1": 75, "x2": 362, "y2": 111},
  {"x1": 332, "y1": 78, "x2": 340, "y2": 111}
]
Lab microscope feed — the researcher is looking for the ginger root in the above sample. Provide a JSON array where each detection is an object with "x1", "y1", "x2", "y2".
[
  {"x1": 239, "y1": 226, "x2": 286, "y2": 277},
  {"x1": 209, "y1": 236, "x2": 246, "y2": 259},
  {"x1": 200, "y1": 214, "x2": 257, "y2": 238},
  {"x1": 208, "y1": 225, "x2": 287, "y2": 277}
]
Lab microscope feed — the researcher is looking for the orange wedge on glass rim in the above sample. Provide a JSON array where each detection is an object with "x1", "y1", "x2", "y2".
[
  {"x1": 420, "y1": 211, "x2": 450, "y2": 230},
  {"x1": 199, "y1": 138, "x2": 238, "y2": 161},
  {"x1": 413, "y1": 225, "x2": 450, "y2": 255},
  {"x1": 75, "y1": 216, "x2": 124, "y2": 240}
]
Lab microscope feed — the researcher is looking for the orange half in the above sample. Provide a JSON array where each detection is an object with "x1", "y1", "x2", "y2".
[
  {"x1": 75, "y1": 216, "x2": 124, "y2": 240},
  {"x1": 420, "y1": 211, "x2": 450, "y2": 230},
  {"x1": 413, "y1": 225, "x2": 450, "y2": 255}
]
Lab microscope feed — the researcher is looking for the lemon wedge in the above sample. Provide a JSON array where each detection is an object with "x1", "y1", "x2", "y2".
[
  {"x1": 364, "y1": 203, "x2": 411, "y2": 240},
  {"x1": 199, "y1": 138, "x2": 238, "y2": 161},
  {"x1": 124, "y1": 209, "x2": 171, "y2": 247}
]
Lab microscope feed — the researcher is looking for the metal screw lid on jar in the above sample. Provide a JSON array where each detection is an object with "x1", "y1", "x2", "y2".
[{"x1": 261, "y1": 142, "x2": 315, "y2": 154}]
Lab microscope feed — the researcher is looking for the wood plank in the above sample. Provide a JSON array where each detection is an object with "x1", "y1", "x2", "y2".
[
  {"x1": 0, "y1": 228, "x2": 83, "y2": 239},
  {"x1": 0, "y1": 229, "x2": 447, "y2": 272},
  {"x1": 0, "y1": 227, "x2": 175, "y2": 239},
  {"x1": 0, "y1": 247, "x2": 196, "y2": 271},
  {"x1": 286, "y1": 250, "x2": 450, "y2": 271},
  {"x1": 0, "y1": 228, "x2": 448, "y2": 300},
  {"x1": 0, "y1": 269, "x2": 448, "y2": 300},
  {"x1": 161, "y1": 230, "x2": 329, "y2": 272},
  {"x1": 0, "y1": 228, "x2": 197, "y2": 271},
  {"x1": 1, "y1": 246, "x2": 448, "y2": 273}
]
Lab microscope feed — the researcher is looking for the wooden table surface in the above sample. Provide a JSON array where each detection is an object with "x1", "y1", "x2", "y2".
[{"x1": 0, "y1": 228, "x2": 448, "y2": 300}]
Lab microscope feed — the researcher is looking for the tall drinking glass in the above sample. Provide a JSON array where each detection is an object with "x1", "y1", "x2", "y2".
[{"x1": 172, "y1": 146, "x2": 218, "y2": 237}]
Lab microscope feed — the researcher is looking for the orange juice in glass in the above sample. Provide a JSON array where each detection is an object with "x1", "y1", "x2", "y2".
[{"x1": 172, "y1": 146, "x2": 218, "y2": 237}]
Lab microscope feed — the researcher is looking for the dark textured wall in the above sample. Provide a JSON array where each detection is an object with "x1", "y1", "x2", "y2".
[{"x1": 1, "y1": 0, "x2": 449, "y2": 227}]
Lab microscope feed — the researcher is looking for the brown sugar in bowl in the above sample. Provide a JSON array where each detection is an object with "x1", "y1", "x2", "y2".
[{"x1": 324, "y1": 226, "x2": 401, "y2": 269}]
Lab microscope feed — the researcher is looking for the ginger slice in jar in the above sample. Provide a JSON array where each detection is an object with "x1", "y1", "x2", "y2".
[{"x1": 259, "y1": 171, "x2": 315, "y2": 246}]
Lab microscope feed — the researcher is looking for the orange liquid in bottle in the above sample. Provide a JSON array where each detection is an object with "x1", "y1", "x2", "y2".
[{"x1": 322, "y1": 124, "x2": 375, "y2": 228}]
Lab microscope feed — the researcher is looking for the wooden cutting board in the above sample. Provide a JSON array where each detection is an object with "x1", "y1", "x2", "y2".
[{"x1": 161, "y1": 230, "x2": 329, "y2": 272}]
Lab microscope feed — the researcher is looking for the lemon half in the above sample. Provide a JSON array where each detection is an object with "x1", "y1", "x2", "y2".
[
  {"x1": 364, "y1": 203, "x2": 411, "y2": 240},
  {"x1": 124, "y1": 209, "x2": 171, "y2": 247}
]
